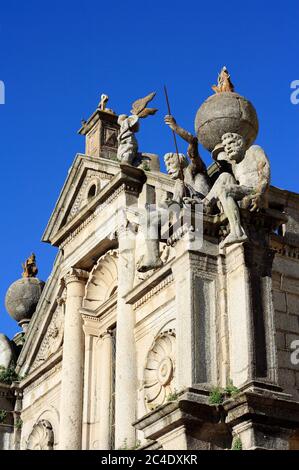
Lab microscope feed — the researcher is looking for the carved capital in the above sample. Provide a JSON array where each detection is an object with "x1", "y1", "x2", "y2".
[{"x1": 63, "y1": 268, "x2": 89, "y2": 286}]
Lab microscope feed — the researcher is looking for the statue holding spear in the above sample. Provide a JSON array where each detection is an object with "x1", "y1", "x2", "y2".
[{"x1": 163, "y1": 86, "x2": 211, "y2": 204}]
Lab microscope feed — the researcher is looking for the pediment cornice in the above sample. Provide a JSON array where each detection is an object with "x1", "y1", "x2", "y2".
[
  {"x1": 42, "y1": 154, "x2": 120, "y2": 245},
  {"x1": 44, "y1": 163, "x2": 147, "y2": 247}
]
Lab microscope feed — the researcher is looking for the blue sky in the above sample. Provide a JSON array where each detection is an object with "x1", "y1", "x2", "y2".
[{"x1": 0, "y1": 1, "x2": 298, "y2": 338}]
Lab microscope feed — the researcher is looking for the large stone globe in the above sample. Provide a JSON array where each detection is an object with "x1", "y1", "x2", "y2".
[
  {"x1": 5, "y1": 277, "x2": 44, "y2": 325},
  {"x1": 195, "y1": 92, "x2": 259, "y2": 151}
]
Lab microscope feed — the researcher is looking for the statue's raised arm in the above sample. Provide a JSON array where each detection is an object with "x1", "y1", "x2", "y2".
[
  {"x1": 164, "y1": 114, "x2": 206, "y2": 174},
  {"x1": 164, "y1": 114, "x2": 210, "y2": 205}
]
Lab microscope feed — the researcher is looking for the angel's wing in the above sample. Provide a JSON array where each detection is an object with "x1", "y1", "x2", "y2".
[
  {"x1": 131, "y1": 92, "x2": 156, "y2": 116},
  {"x1": 137, "y1": 107, "x2": 158, "y2": 118}
]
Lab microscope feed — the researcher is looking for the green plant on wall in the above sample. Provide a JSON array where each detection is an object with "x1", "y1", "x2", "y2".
[
  {"x1": 209, "y1": 387, "x2": 225, "y2": 405},
  {"x1": 14, "y1": 418, "x2": 23, "y2": 430},
  {"x1": 231, "y1": 436, "x2": 242, "y2": 450},
  {"x1": 166, "y1": 389, "x2": 180, "y2": 402},
  {"x1": 118, "y1": 438, "x2": 141, "y2": 450},
  {"x1": 0, "y1": 409, "x2": 7, "y2": 424},
  {"x1": 224, "y1": 380, "x2": 239, "y2": 397},
  {"x1": 0, "y1": 365, "x2": 20, "y2": 385},
  {"x1": 209, "y1": 380, "x2": 240, "y2": 405}
]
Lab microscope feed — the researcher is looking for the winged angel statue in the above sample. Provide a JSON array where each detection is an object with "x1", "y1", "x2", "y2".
[{"x1": 117, "y1": 92, "x2": 157, "y2": 165}]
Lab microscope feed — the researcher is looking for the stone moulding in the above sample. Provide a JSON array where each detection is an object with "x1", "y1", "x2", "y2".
[
  {"x1": 125, "y1": 264, "x2": 173, "y2": 310},
  {"x1": 67, "y1": 170, "x2": 112, "y2": 223},
  {"x1": 60, "y1": 185, "x2": 125, "y2": 249},
  {"x1": 134, "y1": 388, "x2": 229, "y2": 448},
  {"x1": 133, "y1": 275, "x2": 174, "y2": 311},
  {"x1": 20, "y1": 354, "x2": 62, "y2": 394},
  {"x1": 271, "y1": 235, "x2": 299, "y2": 260},
  {"x1": 52, "y1": 164, "x2": 146, "y2": 247}
]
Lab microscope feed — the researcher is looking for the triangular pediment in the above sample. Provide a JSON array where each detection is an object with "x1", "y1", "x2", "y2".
[{"x1": 42, "y1": 154, "x2": 120, "y2": 244}]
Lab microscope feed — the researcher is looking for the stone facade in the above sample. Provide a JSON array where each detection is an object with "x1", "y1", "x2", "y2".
[{"x1": 1, "y1": 89, "x2": 299, "y2": 451}]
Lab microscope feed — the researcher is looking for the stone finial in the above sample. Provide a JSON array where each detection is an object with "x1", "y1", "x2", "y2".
[
  {"x1": 97, "y1": 93, "x2": 115, "y2": 114},
  {"x1": 212, "y1": 66, "x2": 234, "y2": 94},
  {"x1": 98, "y1": 93, "x2": 109, "y2": 111},
  {"x1": 22, "y1": 253, "x2": 38, "y2": 278}
]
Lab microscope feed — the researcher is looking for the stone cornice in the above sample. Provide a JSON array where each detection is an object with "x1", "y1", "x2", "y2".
[
  {"x1": 0, "y1": 383, "x2": 14, "y2": 399},
  {"x1": 43, "y1": 154, "x2": 118, "y2": 243},
  {"x1": 224, "y1": 390, "x2": 299, "y2": 429},
  {"x1": 125, "y1": 264, "x2": 173, "y2": 308},
  {"x1": 271, "y1": 234, "x2": 299, "y2": 261},
  {"x1": 81, "y1": 292, "x2": 117, "y2": 319},
  {"x1": 78, "y1": 108, "x2": 118, "y2": 135},
  {"x1": 16, "y1": 349, "x2": 62, "y2": 393}
]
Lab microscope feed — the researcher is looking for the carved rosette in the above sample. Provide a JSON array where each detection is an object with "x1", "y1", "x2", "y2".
[
  {"x1": 143, "y1": 330, "x2": 176, "y2": 410},
  {"x1": 26, "y1": 420, "x2": 54, "y2": 450}
]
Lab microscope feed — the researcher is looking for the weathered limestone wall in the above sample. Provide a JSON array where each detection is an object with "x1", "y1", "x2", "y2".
[
  {"x1": 269, "y1": 188, "x2": 299, "y2": 400},
  {"x1": 272, "y1": 257, "x2": 299, "y2": 400},
  {"x1": 0, "y1": 384, "x2": 14, "y2": 450},
  {"x1": 20, "y1": 365, "x2": 61, "y2": 449}
]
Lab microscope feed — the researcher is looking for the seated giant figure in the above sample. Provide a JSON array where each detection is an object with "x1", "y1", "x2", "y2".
[{"x1": 204, "y1": 133, "x2": 270, "y2": 249}]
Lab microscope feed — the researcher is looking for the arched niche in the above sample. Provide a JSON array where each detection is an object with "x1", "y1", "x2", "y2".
[{"x1": 83, "y1": 250, "x2": 118, "y2": 311}]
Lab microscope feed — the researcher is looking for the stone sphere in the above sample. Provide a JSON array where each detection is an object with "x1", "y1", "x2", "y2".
[
  {"x1": 5, "y1": 277, "x2": 44, "y2": 324},
  {"x1": 195, "y1": 92, "x2": 259, "y2": 151}
]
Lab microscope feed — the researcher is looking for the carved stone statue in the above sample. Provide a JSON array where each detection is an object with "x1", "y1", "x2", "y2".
[
  {"x1": 117, "y1": 93, "x2": 158, "y2": 165},
  {"x1": 22, "y1": 253, "x2": 38, "y2": 278},
  {"x1": 164, "y1": 115, "x2": 211, "y2": 204},
  {"x1": 212, "y1": 66, "x2": 234, "y2": 94},
  {"x1": 0, "y1": 333, "x2": 15, "y2": 369},
  {"x1": 203, "y1": 132, "x2": 271, "y2": 249},
  {"x1": 137, "y1": 114, "x2": 211, "y2": 273},
  {"x1": 136, "y1": 202, "x2": 171, "y2": 273}
]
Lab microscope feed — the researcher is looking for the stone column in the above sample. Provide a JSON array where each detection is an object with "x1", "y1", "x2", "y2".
[
  {"x1": 98, "y1": 330, "x2": 113, "y2": 450},
  {"x1": 115, "y1": 222, "x2": 137, "y2": 449},
  {"x1": 59, "y1": 268, "x2": 88, "y2": 450},
  {"x1": 112, "y1": 165, "x2": 146, "y2": 449}
]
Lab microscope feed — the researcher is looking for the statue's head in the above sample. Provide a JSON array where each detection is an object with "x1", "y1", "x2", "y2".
[
  {"x1": 164, "y1": 153, "x2": 188, "y2": 179},
  {"x1": 221, "y1": 133, "x2": 246, "y2": 163}
]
